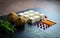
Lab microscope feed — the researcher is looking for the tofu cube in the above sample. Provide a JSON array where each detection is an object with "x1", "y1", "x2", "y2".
[
  {"x1": 40, "y1": 14, "x2": 45, "y2": 19},
  {"x1": 18, "y1": 13, "x2": 24, "y2": 16},
  {"x1": 24, "y1": 11, "x2": 29, "y2": 15},
  {"x1": 23, "y1": 15, "x2": 29, "y2": 20},
  {"x1": 28, "y1": 17, "x2": 36, "y2": 24},
  {"x1": 28, "y1": 14, "x2": 34, "y2": 17},
  {"x1": 33, "y1": 15, "x2": 40, "y2": 22},
  {"x1": 28, "y1": 10, "x2": 35, "y2": 14}
]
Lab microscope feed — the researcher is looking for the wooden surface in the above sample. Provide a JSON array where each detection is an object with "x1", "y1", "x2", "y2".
[{"x1": 0, "y1": 0, "x2": 60, "y2": 16}]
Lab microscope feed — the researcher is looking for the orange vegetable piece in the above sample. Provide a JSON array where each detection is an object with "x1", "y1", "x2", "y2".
[{"x1": 42, "y1": 19, "x2": 56, "y2": 26}]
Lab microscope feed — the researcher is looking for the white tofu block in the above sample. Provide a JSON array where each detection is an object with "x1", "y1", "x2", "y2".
[
  {"x1": 24, "y1": 11, "x2": 28, "y2": 13},
  {"x1": 33, "y1": 15, "x2": 40, "y2": 22},
  {"x1": 34, "y1": 12, "x2": 41, "y2": 17},
  {"x1": 18, "y1": 13, "x2": 24, "y2": 16},
  {"x1": 28, "y1": 10, "x2": 35, "y2": 13},
  {"x1": 23, "y1": 15, "x2": 29, "y2": 19},
  {"x1": 24, "y1": 11, "x2": 29, "y2": 15},
  {"x1": 28, "y1": 14, "x2": 34, "y2": 17},
  {"x1": 28, "y1": 17, "x2": 36, "y2": 24},
  {"x1": 34, "y1": 12, "x2": 40, "y2": 14},
  {"x1": 40, "y1": 14, "x2": 45, "y2": 19}
]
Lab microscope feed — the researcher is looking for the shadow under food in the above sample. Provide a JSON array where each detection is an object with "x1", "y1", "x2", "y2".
[{"x1": 15, "y1": 25, "x2": 25, "y2": 32}]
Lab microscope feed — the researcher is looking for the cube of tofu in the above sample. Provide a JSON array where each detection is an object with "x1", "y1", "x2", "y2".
[
  {"x1": 23, "y1": 15, "x2": 30, "y2": 21},
  {"x1": 34, "y1": 12, "x2": 40, "y2": 15},
  {"x1": 18, "y1": 13, "x2": 24, "y2": 16},
  {"x1": 28, "y1": 14, "x2": 34, "y2": 17},
  {"x1": 28, "y1": 10, "x2": 35, "y2": 13},
  {"x1": 24, "y1": 11, "x2": 29, "y2": 15},
  {"x1": 28, "y1": 17, "x2": 36, "y2": 24},
  {"x1": 33, "y1": 15, "x2": 40, "y2": 22},
  {"x1": 40, "y1": 14, "x2": 45, "y2": 20},
  {"x1": 34, "y1": 12, "x2": 41, "y2": 17}
]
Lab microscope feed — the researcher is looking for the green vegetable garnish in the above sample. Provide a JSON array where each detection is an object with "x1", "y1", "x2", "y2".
[{"x1": 0, "y1": 20, "x2": 15, "y2": 33}]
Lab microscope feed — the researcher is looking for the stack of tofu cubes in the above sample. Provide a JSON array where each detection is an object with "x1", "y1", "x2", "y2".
[{"x1": 18, "y1": 10, "x2": 45, "y2": 24}]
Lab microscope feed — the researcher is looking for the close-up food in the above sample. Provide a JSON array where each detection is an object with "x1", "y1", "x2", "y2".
[
  {"x1": 18, "y1": 10, "x2": 47, "y2": 24},
  {"x1": 15, "y1": 16, "x2": 26, "y2": 27},
  {"x1": 0, "y1": 8, "x2": 58, "y2": 38},
  {"x1": 7, "y1": 12, "x2": 18, "y2": 23},
  {"x1": 0, "y1": 0, "x2": 59, "y2": 38},
  {"x1": 0, "y1": 10, "x2": 57, "y2": 33},
  {"x1": 0, "y1": 20, "x2": 15, "y2": 33},
  {"x1": 7, "y1": 12, "x2": 26, "y2": 27}
]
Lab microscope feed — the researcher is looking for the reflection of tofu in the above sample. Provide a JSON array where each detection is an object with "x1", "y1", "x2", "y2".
[{"x1": 28, "y1": 17, "x2": 36, "y2": 24}]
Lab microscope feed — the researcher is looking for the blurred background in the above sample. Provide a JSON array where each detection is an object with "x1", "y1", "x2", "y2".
[
  {"x1": 0, "y1": 0, "x2": 60, "y2": 38},
  {"x1": 0, "y1": 0, "x2": 60, "y2": 16}
]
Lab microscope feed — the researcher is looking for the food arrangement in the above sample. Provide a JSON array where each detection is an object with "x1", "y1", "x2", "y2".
[
  {"x1": 18, "y1": 10, "x2": 56, "y2": 30},
  {"x1": 0, "y1": 10, "x2": 56, "y2": 33},
  {"x1": 18, "y1": 10, "x2": 46, "y2": 24},
  {"x1": 35, "y1": 19, "x2": 56, "y2": 30},
  {"x1": 7, "y1": 12, "x2": 26, "y2": 27}
]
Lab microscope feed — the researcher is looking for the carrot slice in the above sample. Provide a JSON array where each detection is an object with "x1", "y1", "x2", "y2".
[{"x1": 42, "y1": 19, "x2": 56, "y2": 26}]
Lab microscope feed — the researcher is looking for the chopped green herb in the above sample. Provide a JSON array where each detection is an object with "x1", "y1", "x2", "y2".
[{"x1": 0, "y1": 20, "x2": 15, "y2": 33}]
